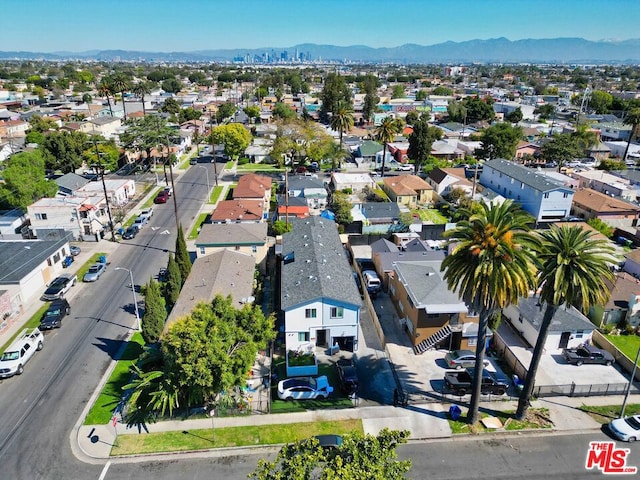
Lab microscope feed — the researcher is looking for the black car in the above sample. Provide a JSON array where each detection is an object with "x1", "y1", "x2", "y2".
[
  {"x1": 336, "y1": 358, "x2": 359, "y2": 396},
  {"x1": 122, "y1": 225, "x2": 139, "y2": 240},
  {"x1": 40, "y1": 299, "x2": 70, "y2": 329}
]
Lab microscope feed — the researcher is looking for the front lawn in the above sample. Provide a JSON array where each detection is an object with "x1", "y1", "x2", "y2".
[
  {"x1": 604, "y1": 334, "x2": 640, "y2": 364},
  {"x1": 77, "y1": 252, "x2": 108, "y2": 280},
  {"x1": 411, "y1": 208, "x2": 448, "y2": 224},
  {"x1": 448, "y1": 408, "x2": 553, "y2": 434},
  {"x1": 188, "y1": 213, "x2": 210, "y2": 240},
  {"x1": 236, "y1": 163, "x2": 284, "y2": 172},
  {"x1": 111, "y1": 419, "x2": 363, "y2": 455},
  {"x1": 84, "y1": 332, "x2": 145, "y2": 425}
]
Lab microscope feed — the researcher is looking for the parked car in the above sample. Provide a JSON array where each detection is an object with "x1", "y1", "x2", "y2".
[
  {"x1": 311, "y1": 434, "x2": 343, "y2": 450},
  {"x1": 0, "y1": 328, "x2": 44, "y2": 378},
  {"x1": 336, "y1": 358, "x2": 359, "y2": 396},
  {"x1": 69, "y1": 245, "x2": 81, "y2": 256},
  {"x1": 396, "y1": 164, "x2": 414, "y2": 171},
  {"x1": 444, "y1": 368, "x2": 509, "y2": 396},
  {"x1": 122, "y1": 225, "x2": 139, "y2": 240},
  {"x1": 608, "y1": 415, "x2": 640, "y2": 442},
  {"x1": 189, "y1": 157, "x2": 198, "y2": 165},
  {"x1": 154, "y1": 190, "x2": 169, "y2": 204},
  {"x1": 140, "y1": 207, "x2": 153, "y2": 219},
  {"x1": 295, "y1": 166, "x2": 307, "y2": 174},
  {"x1": 562, "y1": 344, "x2": 614, "y2": 366},
  {"x1": 83, "y1": 262, "x2": 107, "y2": 282},
  {"x1": 133, "y1": 216, "x2": 148, "y2": 230},
  {"x1": 163, "y1": 185, "x2": 173, "y2": 196},
  {"x1": 362, "y1": 270, "x2": 381, "y2": 293},
  {"x1": 39, "y1": 298, "x2": 70, "y2": 330},
  {"x1": 41, "y1": 273, "x2": 77, "y2": 301},
  {"x1": 62, "y1": 255, "x2": 74, "y2": 268},
  {"x1": 444, "y1": 350, "x2": 489, "y2": 369},
  {"x1": 277, "y1": 376, "x2": 334, "y2": 401}
]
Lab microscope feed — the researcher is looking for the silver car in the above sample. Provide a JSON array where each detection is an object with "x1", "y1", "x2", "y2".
[
  {"x1": 83, "y1": 263, "x2": 107, "y2": 282},
  {"x1": 444, "y1": 350, "x2": 489, "y2": 369}
]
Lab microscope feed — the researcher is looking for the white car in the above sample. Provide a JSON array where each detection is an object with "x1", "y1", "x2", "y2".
[
  {"x1": 396, "y1": 164, "x2": 414, "y2": 172},
  {"x1": 277, "y1": 376, "x2": 334, "y2": 401},
  {"x1": 41, "y1": 273, "x2": 77, "y2": 301},
  {"x1": 133, "y1": 216, "x2": 148, "y2": 230},
  {"x1": 83, "y1": 262, "x2": 107, "y2": 282},
  {"x1": 608, "y1": 415, "x2": 640, "y2": 442},
  {"x1": 140, "y1": 207, "x2": 153, "y2": 219},
  {"x1": 0, "y1": 328, "x2": 44, "y2": 378}
]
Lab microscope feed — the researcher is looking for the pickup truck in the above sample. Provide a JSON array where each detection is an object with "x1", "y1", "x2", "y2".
[
  {"x1": 562, "y1": 345, "x2": 614, "y2": 366},
  {"x1": 444, "y1": 368, "x2": 508, "y2": 396}
]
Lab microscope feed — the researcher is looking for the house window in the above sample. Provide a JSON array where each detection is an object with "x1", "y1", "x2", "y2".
[
  {"x1": 199, "y1": 247, "x2": 205, "y2": 255},
  {"x1": 35, "y1": 213, "x2": 48, "y2": 220},
  {"x1": 406, "y1": 295, "x2": 414, "y2": 308},
  {"x1": 543, "y1": 193, "x2": 549, "y2": 199},
  {"x1": 468, "y1": 337, "x2": 477, "y2": 347},
  {"x1": 305, "y1": 308, "x2": 317, "y2": 319},
  {"x1": 252, "y1": 245, "x2": 257, "y2": 253},
  {"x1": 53, "y1": 252, "x2": 61, "y2": 263},
  {"x1": 330, "y1": 307, "x2": 343, "y2": 318},
  {"x1": 298, "y1": 332, "x2": 310, "y2": 342},
  {"x1": 521, "y1": 183, "x2": 524, "y2": 189},
  {"x1": 235, "y1": 245, "x2": 240, "y2": 251},
  {"x1": 563, "y1": 193, "x2": 568, "y2": 198},
  {"x1": 575, "y1": 330, "x2": 584, "y2": 339}
]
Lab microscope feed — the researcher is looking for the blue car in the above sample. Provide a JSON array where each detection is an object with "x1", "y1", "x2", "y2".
[{"x1": 62, "y1": 256, "x2": 74, "y2": 268}]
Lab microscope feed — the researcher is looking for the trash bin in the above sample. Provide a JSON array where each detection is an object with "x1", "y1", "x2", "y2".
[
  {"x1": 449, "y1": 405, "x2": 462, "y2": 420},
  {"x1": 98, "y1": 255, "x2": 107, "y2": 264}
]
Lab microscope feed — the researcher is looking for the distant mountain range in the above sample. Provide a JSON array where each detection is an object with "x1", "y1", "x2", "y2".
[{"x1": 1, "y1": 38, "x2": 640, "y2": 64}]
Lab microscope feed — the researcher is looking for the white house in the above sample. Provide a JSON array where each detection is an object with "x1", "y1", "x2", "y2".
[
  {"x1": 281, "y1": 217, "x2": 361, "y2": 352},
  {"x1": 27, "y1": 196, "x2": 107, "y2": 241},
  {"x1": 503, "y1": 296, "x2": 596, "y2": 353}
]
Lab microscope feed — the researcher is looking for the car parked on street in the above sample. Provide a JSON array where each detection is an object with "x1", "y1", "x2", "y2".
[
  {"x1": 163, "y1": 185, "x2": 173, "y2": 196},
  {"x1": 154, "y1": 190, "x2": 169, "y2": 204},
  {"x1": 41, "y1": 273, "x2": 77, "y2": 301},
  {"x1": 0, "y1": 328, "x2": 44, "y2": 378},
  {"x1": 122, "y1": 225, "x2": 139, "y2": 240},
  {"x1": 140, "y1": 207, "x2": 153, "y2": 219},
  {"x1": 608, "y1": 415, "x2": 640, "y2": 442},
  {"x1": 444, "y1": 350, "x2": 489, "y2": 369},
  {"x1": 562, "y1": 344, "x2": 614, "y2": 366},
  {"x1": 133, "y1": 215, "x2": 148, "y2": 230},
  {"x1": 83, "y1": 262, "x2": 107, "y2": 282},
  {"x1": 69, "y1": 245, "x2": 81, "y2": 256},
  {"x1": 277, "y1": 376, "x2": 334, "y2": 401},
  {"x1": 336, "y1": 358, "x2": 359, "y2": 396},
  {"x1": 39, "y1": 299, "x2": 70, "y2": 330}
]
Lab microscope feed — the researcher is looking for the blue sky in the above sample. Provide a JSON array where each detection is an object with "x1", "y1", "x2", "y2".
[{"x1": 4, "y1": 0, "x2": 639, "y2": 52}]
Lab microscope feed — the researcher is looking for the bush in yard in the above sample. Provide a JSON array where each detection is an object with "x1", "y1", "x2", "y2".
[
  {"x1": 163, "y1": 254, "x2": 182, "y2": 310},
  {"x1": 175, "y1": 224, "x2": 191, "y2": 282},
  {"x1": 142, "y1": 279, "x2": 166, "y2": 344}
]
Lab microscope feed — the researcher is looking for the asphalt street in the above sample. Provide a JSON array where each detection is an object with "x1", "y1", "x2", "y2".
[{"x1": 0, "y1": 164, "x2": 214, "y2": 479}]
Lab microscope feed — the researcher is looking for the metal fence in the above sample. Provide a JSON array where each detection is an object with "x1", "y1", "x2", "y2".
[{"x1": 534, "y1": 382, "x2": 640, "y2": 398}]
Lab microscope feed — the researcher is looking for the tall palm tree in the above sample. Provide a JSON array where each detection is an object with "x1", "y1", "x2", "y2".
[
  {"x1": 622, "y1": 107, "x2": 640, "y2": 163},
  {"x1": 441, "y1": 200, "x2": 539, "y2": 424},
  {"x1": 330, "y1": 100, "x2": 354, "y2": 168},
  {"x1": 375, "y1": 116, "x2": 401, "y2": 178},
  {"x1": 111, "y1": 74, "x2": 130, "y2": 121},
  {"x1": 97, "y1": 78, "x2": 114, "y2": 117},
  {"x1": 132, "y1": 81, "x2": 152, "y2": 115},
  {"x1": 515, "y1": 226, "x2": 618, "y2": 419}
]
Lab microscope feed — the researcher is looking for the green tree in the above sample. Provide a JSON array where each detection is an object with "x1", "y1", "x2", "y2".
[
  {"x1": 589, "y1": 90, "x2": 613, "y2": 114},
  {"x1": 447, "y1": 99, "x2": 467, "y2": 123},
  {"x1": 160, "y1": 97, "x2": 182, "y2": 115},
  {"x1": 441, "y1": 200, "x2": 538, "y2": 424},
  {"x1": 432, "y1": 86, "x2": 453, "y2": 96},
  {"x1": 178, "y1": 107, "x2": 202, "y2": 124},
  {"x1": 329, "y1": 190, "x2": 353, "y2": 225},
  {"x1": 163, "y1": 254, "x2": 182, "y2": 310},
  {"x1": 407, "y1": 116, "x2": 442, "y2": 174},
  {"x1": 319, "y1": 72, "x2": 350, "y2": 123},
  {"x1": 111, "y1": 73, "x2": 130, "y2": 120},
  {"x1": 587, "y1": 217, "x2": 614, "y2": 237},
  {"x1": 161, "y1": 78, "x2": 183, "y2": 94},
  {"x1": 271, "y1": 219, "x2": 293, "y2": 235},
  {"x1": 211, "y1": 123, "x2": 252, "y2": 160},
  {"x1": 243, "y1": 105, "x2": 261, "y2": 122},
  {"x1": 622, "y1": 107, "x2": 640, "y2": 162},
  {"x1": 142, "y1": 278, "x2": 166, "y2": 344},
  {"x1": 362, "y1": 74, "x2": 379, "y2": 125},
  {"x1": 515, "y1": 226, "x2": 617, "y2": 419},
  {"x1": 97, "y1": 77, "x2": 114, "y2": 117},
  {"x1": 415, "y1": 89, "x2": 427, "y2": 101},
  {"x1": 41, "y1": 130, "x2": 88, "y2": 173},
  {"x1": 534, "y1": 104, "x2": 555, "y2": 120},
  {"x1": 0, "y1": 151, "x2": 58, "y2": 209},
  {"x1": 391, "y1": 84, "x2": 405, "y2": 99},
  {"x1": 452, "y1": 96, "x2": 494, "y2": 123},
  {"x1": 250, "y1": 429, "x2": 412, "y2": 480},
  {"x1": 174, "y1": 224, "x2": 191, "y2": 283},
  {"x1": 330, "y1": 100, "x2": 354, "y2": 166},
  {"x1": 405, "y1": 111, "x2": 419, "y2": 125},
  {"x1": 597, "y1": 158, "x2": 626, "y2": 171},
  {"x1": 272, "y1": 102, "x2": 296, "y2": 121},
  {"x1": 375, "y1": 116, "x2": 402, "y2": 178},
  {"x1": 506, "y1": 107, "x2": 523, "y2": 123},
  {"x1": 216, "y1": 101, "x2": 237, "y2": 123},
  {"x1": 83, "y1": 137, "x2": 120, "y2": 173},
  {"x1": 475, "y1": 123, "x2": 522, "y2": 160},
  {"x1": 132, "y1": 81, "x2": 152, "y2": 115},
  {"x1": 540, "y1": 134, "x2": 583, "y2": 171}
]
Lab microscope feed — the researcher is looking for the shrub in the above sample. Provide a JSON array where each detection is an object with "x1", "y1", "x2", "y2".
[{"x1": 238, "y1": 157, "x2": 250, "y2": 165}]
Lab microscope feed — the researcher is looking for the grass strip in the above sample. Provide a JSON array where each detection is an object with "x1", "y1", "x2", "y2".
[
  {"x1": 209, "y1": 185, "x2": 224, "y2": 204},
  {"x1": 111, "y1": 419, "x2": 363, "y2": 455},
  {"x1": 448, "y1": 408, "x2": 553, "y2": 434},
  {"x1": 84, "y1": 332, "x2": 145, "y2": 425},
  {"x1": 188, "y1": 213, "x2": 209, "y2": 240},
  {"x1": 580, "y1": 403, "x2": 640, "y2": 423},
  {"x1": 604, "y1": 334, "x2": 640, "y2": 364}
]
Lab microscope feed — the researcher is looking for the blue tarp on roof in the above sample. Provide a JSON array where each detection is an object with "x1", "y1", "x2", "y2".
[{"x1": 320, "y1": 210, "x2": 335, "y2": 220}]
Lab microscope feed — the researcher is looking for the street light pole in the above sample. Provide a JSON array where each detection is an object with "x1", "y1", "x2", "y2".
[
  {"x1": 620, "y1": 345, "x2": 640, "y2": 418},
  {"x1": 114, "y1": 267, "x2": 140, "y2": 332},
  {"x1": 197, "y1": 166, "x2": 210, "y2": 201}
]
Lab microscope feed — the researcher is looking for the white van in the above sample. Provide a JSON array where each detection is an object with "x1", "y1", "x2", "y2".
[{"x1": 362, "y1": 270, "x2": 381, "y2": 293}]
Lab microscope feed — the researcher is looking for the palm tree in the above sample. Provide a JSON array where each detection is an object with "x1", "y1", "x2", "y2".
[
  {"x1": 622, "y1": 107, "x2": 640, "y2": 163},
  {"x1": 111, "y1": 74, "x2": 130, "y2": 120},
  {"x1": 132, "y1": 81, "x2": 152, "y2": 115},
  {"x1": 441, "y1": 200, "x2": 539, "y2": 424},
  {"x1": 515, "y1": 226, "x2": 618, "y2": 419},
  {"x1": 97, "y1": 78, "x2": 114, "y2": 117},
  {"x1": 375, "y1": 116, "x2": 401, "y2": 178},
  {"x1": 330, "y1": 100, "x2": 354, "y2": 167}
]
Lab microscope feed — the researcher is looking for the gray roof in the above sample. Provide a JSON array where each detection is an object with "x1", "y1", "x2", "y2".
[
  {"x1": 482, "y1": 159, "x2": 573, "y2": 193},
  {"x1": 404, "y1": 238, "x2": 432, "y2": 252},
  {"x1": 287, "y1": 176, "x2": 326, "y2": 191},
  {"x1": 166, "y1": 249, "x2": 255, "y2": 327},
  {"x1": 394, "y1": 261, "x2": 467, "y2": 313},
  {"x1": 195, "y1": 222, "x2": 267, "y2": 246},
  {"x1": 0, "y1": 233, "x2": 72, "y2": 284},
  {"x1": 276, "y1": 195, "x2": 308, "y2": 207},
  {"x1": 377, "y1": 249, "x2": 446, "y2": 273},
  {"x1": 281, "y1": 217, "x2": 361, "y2": 310},
  {"x1": 371, "y1": 238, "x2": 398, "y2": 254},
  {"x1": 55, "y1": 173, "x2": 90, "y2": 193},
  {"x1": 515, "y1": 296, "x2": 595, "y2": 333},
  {"x1": 359, "y1": 202, "x2": 401, "y2": 221}
]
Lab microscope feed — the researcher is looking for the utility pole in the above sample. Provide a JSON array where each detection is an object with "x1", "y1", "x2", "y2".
[
  {"x1": 166, "y1": 135, "x2": 180, "y2": 232},
  {"x1": 92, "y1": 137, "x2": 116, "y2": 242},
  {"x1": 210, "y1": 115, "x2": 219, "y2": 186}
]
